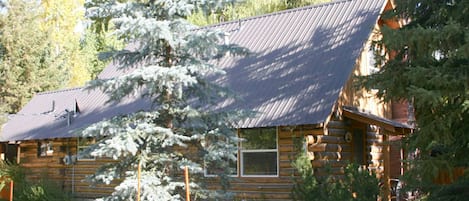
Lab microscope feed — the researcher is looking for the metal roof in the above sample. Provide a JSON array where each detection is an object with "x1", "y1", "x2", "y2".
[
  {"x1": 209, "y1": 0, "x2": 387, "y2": 127},
  {"x1": 1, "y1": 87, "x2": 151, "y2": 141},
  {"x1": 1, "y1": 0, "x2": 387, "y2": 141}
]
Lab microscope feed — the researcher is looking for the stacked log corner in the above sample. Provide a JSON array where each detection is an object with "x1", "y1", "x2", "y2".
[
  {"x1": 306, "y1": 118, "x2": 385, "y2": 179},
  {"x1": 225, "y1": 125, "x2": 321, "y2": 201}
]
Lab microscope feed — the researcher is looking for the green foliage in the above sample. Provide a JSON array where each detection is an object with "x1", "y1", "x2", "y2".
[
  {"x1": 42, "y1": 0, "x2": 121, "y2": 87},
  {"x1": 358, "y1": 0, "x2": 469, "y2": 199},
  {"x1": 0, "y1": 0, "x2": 67, "y2": 114},
  {"x1": 188, "y1": 0, "x2": 330, "y2": 26},
  {"x1": 42, "y1": 0, "x2": 86, "y2": 87},
  {"x1": 292, "y1": 151, "x2": 379, "y2": 201},
  {"x1": 80, "y1": 28, "x2": 124, "y2": 80},
  {"x1": 0, "y1": 106, "x2": 7, "y2": 133},
  {"x1": 0, "y1": 0, "x2": 118, "y2": 126},
  {"x1": 426, "y1": 174, "x2": 469, "y2": 201},
  {"x1": 285, "y1": 0, "x2": 328, "y2": 9},
  {"x1": 0, "y1": 161, "x2": 72, "y2": 201},
  {"x1": 239, "y1": 127, "x2": 276, "y2": 149},
  {"x1": 291, "y1": 151, "x2": 319, "y2": 201}
]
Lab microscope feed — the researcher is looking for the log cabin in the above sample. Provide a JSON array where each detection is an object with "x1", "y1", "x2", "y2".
[{"x1": 0, "y1": 0, "x2": 413, "y2": 200}]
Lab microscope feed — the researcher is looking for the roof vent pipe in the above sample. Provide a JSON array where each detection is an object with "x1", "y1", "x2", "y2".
[
  {"x1": 43, "y1": 100, "x2": 55, "y2": 114},
  {"x1": 66, "y1": 109, "x2": 72, "y2": 127}
]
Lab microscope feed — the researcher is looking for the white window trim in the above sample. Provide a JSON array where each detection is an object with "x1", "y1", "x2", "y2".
[{"x1": 240, "y1": 128, "x2": 279, "y2": 177}]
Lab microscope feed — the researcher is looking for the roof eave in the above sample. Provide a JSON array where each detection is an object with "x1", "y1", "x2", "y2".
[{"x1": 342, "y1": 107, "x2": 413, "y2": 135}]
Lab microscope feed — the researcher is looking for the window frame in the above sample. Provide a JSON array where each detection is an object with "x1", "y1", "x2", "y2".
[
  {"x1": 77, "y1": 137, "x2": 96, "y2": 161},
  {"x1": 240, "y1": 127, "x2": 279, "y2": 177},
  {"x1": 37, "y1": 141, "x2": 54, "y2": 157}
]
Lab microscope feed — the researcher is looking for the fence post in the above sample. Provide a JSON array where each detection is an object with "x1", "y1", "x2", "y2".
[
  {"x1": 185, "y1": 166, "x2": 190, "y2": 201},
  {"x1": 9, "y1": 180, "x2": 13, "y2": 201}
]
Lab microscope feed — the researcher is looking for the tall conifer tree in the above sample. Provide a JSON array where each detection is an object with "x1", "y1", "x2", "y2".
[
  {"x1": 0, "y1": 0, "x2": 67, "y2": 114},
  {"x1": 81, "y1": 1, "x2": 247, "y2": 200},
  {"x1": 360, "y1": 0, "x2": 468, "y2": 199}
]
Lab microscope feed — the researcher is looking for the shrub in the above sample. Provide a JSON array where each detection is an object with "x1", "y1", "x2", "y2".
[
  {"x1": 292, "y1": 151, "x2": 379, "y2": 201},
  {"x1": 0, "y1": 161, "x2": 72, "y2": 201}
]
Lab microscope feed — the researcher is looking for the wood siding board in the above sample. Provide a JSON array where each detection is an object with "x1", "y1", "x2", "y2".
[
  {"x1": 326, "y1": 128, "x2": 347, "y2": 137},
  {"x1": 15, "y1": 123, "x2": 385, "y2": 200},
  {"x1": 16, "y1": 138, "x2": 118, "y2": 199}
]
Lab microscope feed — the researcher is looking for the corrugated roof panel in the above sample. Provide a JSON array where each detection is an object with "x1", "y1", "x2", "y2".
[
  {"x1": 1, "y1": 0, "x2": 387, "y2": 141},
  {"x1": 17, "y1": 88, "x2": 82, "y2": 115},
  {"x1": 212, "y1": 0, "x2": 386, "y2": 128},
  {"x1": 1, "y1": 87, "x2": 152, "y2": 141}
]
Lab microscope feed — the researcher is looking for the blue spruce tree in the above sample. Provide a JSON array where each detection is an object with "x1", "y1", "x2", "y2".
[{"x1": 80, "y1": 1, "x2": 248, "y2": 200}]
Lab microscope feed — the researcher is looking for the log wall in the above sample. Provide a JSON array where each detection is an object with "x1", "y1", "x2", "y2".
[
  {"x1": 366, "y1": 125, "x2": 385, "y2": 178},
  {"x1": 15, "y1": 126, "x2": 318, "y2": 201},
  {"x1": 16, "y1": 121, "x2": 385, "y2": 201},
  {"x1": 306, "y1": 118, "x2": 384, "y2": 179},
  {"x1": 229, "y1": 122, "x2": 384, "y2": 201},
  {"x1": 18, "y1": 138, "x2": 116, "y2": 200},
  {"x1": 308, "y1": 119, "x2": 350, "y2": 173},
  {"x1": 337, "y1": 27, "x2": 392, "y2": 120},
  {"x1": 227, "y1": 125, "x2": 322, "y2": 201}
]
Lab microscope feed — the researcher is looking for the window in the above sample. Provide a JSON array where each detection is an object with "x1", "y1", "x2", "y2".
[
  {"x1": 205, "y1": 155, "x2": 238, "y2": 177},
  {"x1": 204, "y1": 134, "x2": 238, "y2": 177},
  {"x1": 77, "y1": 137, "x2": 96, "y2": 160},
  {"x1": 352, "y1": 128, "x2": 366, "y2": 165},
  {"x1": 38, "y1": 141, "x2": 53, "y2": 157},
  {"x1": 240, "y1": 127, "x2": 278, "y2": 176}
]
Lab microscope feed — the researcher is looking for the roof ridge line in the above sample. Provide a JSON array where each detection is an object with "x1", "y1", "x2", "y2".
[
  {"x1": 205, "y1": 0, "x2": 354, "y2": 29},
  {"x1": 36, "y1": 87, "x2": 84, "y2": 95}
]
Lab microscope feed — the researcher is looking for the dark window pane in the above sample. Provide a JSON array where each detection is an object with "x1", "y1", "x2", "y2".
[
  {"x1": 206, "y1": 158, "x2": 237, "y2": 175},
  {"x1": 241, "y1": 128, "x2": 276, "y2": 150},
  {"x1": 242, "y1": 152, "x2": 277, "y2": 175},
  {"x1": 77, "y1": 137, "x2": 96, "y2": 160},
  {"x1": 78, "y1": 137, "x2": 95, "y2": 146},
  {"x1": 353, "y1": 129, "x2": 365, "y2": 165}
]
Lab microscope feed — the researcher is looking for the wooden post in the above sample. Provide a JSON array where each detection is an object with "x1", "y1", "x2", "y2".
[
  {"x1": 184, "y1": 166, "x2": 190, "y2": 201},
  {"x1": 9, "y1": 180, "x2": 13, "y2": 201},
  {"x1": 137, "y1": 160, "x2": 141, "y2": 201},
  {"x1": 383, "y1": 133, "x2": 391, "y2": 201}
]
